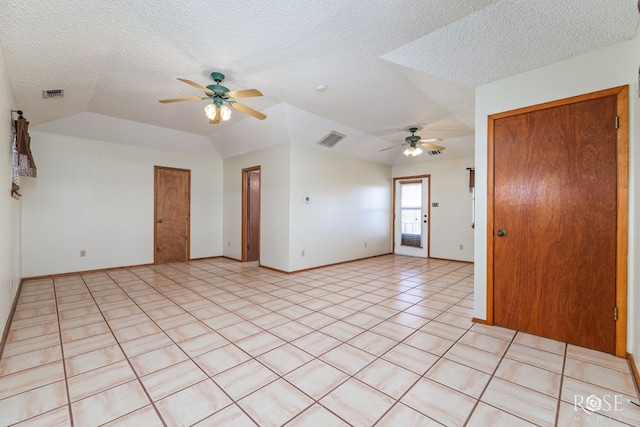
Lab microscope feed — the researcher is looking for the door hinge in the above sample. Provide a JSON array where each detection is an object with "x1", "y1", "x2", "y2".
[
  {"x1": 614, "y1": 116, "x2": 619, "y2": 129},
  {"x1": 614, "y1": 306, "x2": 618, "y2": 321}
]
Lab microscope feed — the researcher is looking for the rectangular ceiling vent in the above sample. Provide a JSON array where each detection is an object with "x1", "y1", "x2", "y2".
[
  {"x1": 42, "y1": 89, "x2": 64, "y2": 99},
  {"x1": 316, "y1": 131, "x2": 346, "y2": 148},
  {"x1": 428, "y1": 150, "x2": 442, "y2": 156}
]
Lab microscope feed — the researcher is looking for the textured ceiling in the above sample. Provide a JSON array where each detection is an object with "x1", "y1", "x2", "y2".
[{"x1": 1, "y1": 0, "x2": 637, "y2": 165}]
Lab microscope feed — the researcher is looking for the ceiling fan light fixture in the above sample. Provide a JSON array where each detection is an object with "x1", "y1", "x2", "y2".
[
  {"x1": 204, "y1": 103, "x2": 217, "y2": 120},
  {"x1": 220, "y1": 105, "x2": 232, "y2": 121},
  {"x1": 161, "y1": 72, "x2": 265, "y2": 123},
  {"x1": 403, "y1": 146, "x2": 423, "y2": 157}
]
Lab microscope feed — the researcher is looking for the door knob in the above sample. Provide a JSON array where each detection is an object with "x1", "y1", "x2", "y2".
[
  {"x1": 157, "y1": 219, "x2": 163, "y2": 224},
  {"x1": 497, "y1": 229, "x2": 506, "y2": 237}
]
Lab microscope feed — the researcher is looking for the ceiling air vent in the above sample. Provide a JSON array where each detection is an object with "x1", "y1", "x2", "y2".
[
  {"x1": 428, "y1": 150, "x2": 442, "y2": 156},
  {"x1": 42, "y1": 89, "x2": 64, "y2": 99},
  {"x1": 316, "y1": 131, "x2": 346, "y2": 148}
]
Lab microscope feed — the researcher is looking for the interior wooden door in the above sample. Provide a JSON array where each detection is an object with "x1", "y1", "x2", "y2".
[
  {"x1": 490, "y1": 87, "x2": 628, "y2": 355},
  {"x1": 242, "y1": 167, "x2": 260, "y2": 262},
  {"x1": 154, "y1": 166, "x2": 190, "y2": 264}
]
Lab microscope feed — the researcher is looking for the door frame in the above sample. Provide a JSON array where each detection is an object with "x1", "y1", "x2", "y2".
[
  {"x1": 486, "y1": 86, "x2": 629, "y2": 357},
  {"x1": 392, "y1": 174, "x2": 431, "y2": 258},
  {"x1": 154, "y1": 165, "x2": 191, "y2": 265},
  {"x1": 242, "y1": 165, "x2": 261, "y2": 262}
]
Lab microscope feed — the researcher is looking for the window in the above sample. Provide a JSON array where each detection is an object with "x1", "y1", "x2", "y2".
[{"x1": 400, "y1": 181, "x2": 422, "y2": 247}]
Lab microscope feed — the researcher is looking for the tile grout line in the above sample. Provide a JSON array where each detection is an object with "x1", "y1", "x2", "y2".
[
  {"x1": 292, "y1": 266, "x2": 474, "y2": 425},
  {"x1": 559, "y1": 346, "x2": 639, "y2": 425},
  {"x1": 108, "y1": 267, "x2": 238, "y2": 425},
  {"x1": 111, "y1": 264, "x2": 261, "y2": 426},
  {"x1": 181, "y1": 259, "x2": 364, "y2": 425},
  {"x1": 367, "y1": 273, "x2": 478, "y2": 424},
  {"x1": 78, "y1": 270, "x2": 168, "y2": 427},
  {"x1": 52, "y1": 276, "x2": 75, "y2": 427},
  {"x1": 152, "y1": 258, "x2": 464, "y2": 424},
  {"x1": 151, "y1": 261, "x2": 355, "y2": 425},
  {"x1": 554, "y1": 343, "x2": 569, "y2": 427},
  {"x1": 9, "y1": 256, "x2": 632, "y2": 426},
  {"x1": 3, "y1": 257, "x2": 475, "y2": 425},
  {"x1": 459, "y1": 327, "x2": 520, "y2": 426}
]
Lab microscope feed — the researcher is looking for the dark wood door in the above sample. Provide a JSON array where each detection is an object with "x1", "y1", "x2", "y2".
[
  {"x1": 492, "y1": 94, "x2": 619, "y2": 353},
  {"x1": 247, "y1": 170, "x2": 260, "y2": 261},
  {"x1": 155, "y1": 166, "x2": 190, "y2": 264},
  {"x1": 242, "y1": 167, "x2": 261, "y2": 262}
]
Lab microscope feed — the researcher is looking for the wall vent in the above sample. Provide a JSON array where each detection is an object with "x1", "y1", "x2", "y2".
[
  {"x1": 428, "y1": 150, "x2": 442, "y2": 156},
  {"x1": 42, "y1": 89, "x2": 64, "y2": 99},
  {"x1": 316, "y1": 131, "x2": 346, "y2": 148}
]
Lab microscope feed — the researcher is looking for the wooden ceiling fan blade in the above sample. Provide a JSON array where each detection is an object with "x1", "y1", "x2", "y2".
[
  {"x1": 159, "y1": 96, "x2": 205, "y2": 103},
  {"x1": 177, "y1": 78, "x2": 213, "y2": 94},
  {"x1": 227, "y1": 89, "x2": 263, "y2": 98},
  {"x1": 419, "y1": 137, "x2": 445, "y2": 151},
  {"x1": 231, "y1": 102, "x2": 266, "y2": 120},
  {"x1": 379, "y1": 144, "x2": 404, "y2": 152},
  {"x1": 420, "y1": 142, "x2": 446, "y2": 151}
]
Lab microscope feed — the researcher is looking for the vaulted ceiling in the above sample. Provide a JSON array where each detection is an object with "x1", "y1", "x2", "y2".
[{"x1": 1, "y1": 0, "x2": 638, "y2": 165}]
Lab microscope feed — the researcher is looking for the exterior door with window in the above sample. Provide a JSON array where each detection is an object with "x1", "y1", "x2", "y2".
[{"x1": 394, "y1": 177, "x2": 429, "y2": 257}]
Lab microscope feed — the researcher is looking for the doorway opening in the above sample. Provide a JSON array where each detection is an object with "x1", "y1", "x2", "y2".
[
  {"x1": 393, "y1": 175, "x2": 430, "y2": 258},
  {"x1": 242, "y1": 166, "x2": 261, "y2": 262}
]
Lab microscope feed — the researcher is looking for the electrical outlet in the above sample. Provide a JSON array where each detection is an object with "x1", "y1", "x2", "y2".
[
  {"x1": 301, "y1": 250, "x2": 305, "y2": 257},
  {"x1": 80, "y1": 250, "x2": 86, "y2": 257},
  {"x1": 364, "y1": 242, "x2": 368, "y2": 248},
  {"x1": 459, "y1": 244, "x2": 463, "y2": 250}
]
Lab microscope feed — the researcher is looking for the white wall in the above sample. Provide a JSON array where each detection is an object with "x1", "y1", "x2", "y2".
[
  {"x1": 223, "y1": 142, "x2": 392, "y2": 272},
  {"x1": 393, "y1": 154, "x2": 475, "y2": 262},
  {"x1": 474, "y1": 35, "x2": 639, "y2": 358},
  {"x1": 223, "y1": 142, "x2": 291, "y2": 270},
  {"x1": 0, "y1": 42, "x2": 21, "y2": 336},
  {"x1": 288, "y1": 143, "x2": 391, "y2": 271},
  {"x1": 21, "y1": 132, "x2": 223, "y2": 277}
]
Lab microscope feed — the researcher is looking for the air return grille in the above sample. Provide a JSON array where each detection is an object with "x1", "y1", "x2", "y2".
[
  {"x1": 42, "y1": 89, "x2": 64, "y2": 99},
  {"x1": 316, "y1": 131, "x2": 346, "y2": 148}
]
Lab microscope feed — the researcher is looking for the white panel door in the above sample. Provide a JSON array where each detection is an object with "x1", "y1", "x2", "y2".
[{"x1": 394, "y1": 177, "x2": 429, "y2": 257}]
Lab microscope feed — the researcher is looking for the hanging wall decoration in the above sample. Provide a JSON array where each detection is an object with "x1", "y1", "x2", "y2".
[{"x1": 10, "y1": 110, "x2": 37, "y2": 199}]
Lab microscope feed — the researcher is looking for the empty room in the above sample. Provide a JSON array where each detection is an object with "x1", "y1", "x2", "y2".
[{"x1": 1, "y1": 1, "x2": 639, "y2": 426}]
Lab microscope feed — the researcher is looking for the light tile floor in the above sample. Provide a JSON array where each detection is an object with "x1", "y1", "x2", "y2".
[{"x1": 0, "y1": 255, "x2": 638, "y2": 426}]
